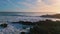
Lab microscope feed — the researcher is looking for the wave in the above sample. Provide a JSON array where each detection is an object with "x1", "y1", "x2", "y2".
[{"x1": 0, "y1": 12, "x2": 55, "y2": 16}]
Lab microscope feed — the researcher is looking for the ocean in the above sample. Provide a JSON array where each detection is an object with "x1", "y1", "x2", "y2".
[
  {"x1": 0, "y1": 12, "x2": 59, "y2": 22},
  {"x1": 0, "y1": 12, "x2": 59, "y2": 34}
]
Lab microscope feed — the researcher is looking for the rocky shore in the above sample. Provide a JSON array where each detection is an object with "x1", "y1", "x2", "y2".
[
  {"x1": 0, "y1": 19, "x2": 60, "y2": 34},
  {"x1": 30, "y1": 19, "x2": 60, "y2": 34}
]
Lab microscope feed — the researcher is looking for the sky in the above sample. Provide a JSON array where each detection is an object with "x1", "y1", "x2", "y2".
[{"x1": 0, "y1": 0, "x2": 60, "y2": 13}]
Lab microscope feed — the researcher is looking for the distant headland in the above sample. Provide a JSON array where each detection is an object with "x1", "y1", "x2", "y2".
[{"x1": 40, "y1": 14, "x2": 60, "y2": 18}]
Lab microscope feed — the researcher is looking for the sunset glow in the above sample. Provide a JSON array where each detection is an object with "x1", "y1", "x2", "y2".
[{"x1": 0, "y1": 0, "x2": 60, "y2": 13}]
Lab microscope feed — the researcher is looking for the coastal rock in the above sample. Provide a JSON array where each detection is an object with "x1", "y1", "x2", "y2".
[{"x1": 0, "y1": 23, "x2": 8, "y2": 28}]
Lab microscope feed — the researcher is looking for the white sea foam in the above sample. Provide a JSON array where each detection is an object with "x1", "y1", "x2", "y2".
[
  {"x1": 0, "y1": 12, "x2": 59, "y2": 34},
  {"x1": 0, "y1": 16, "x2": 60, "y2": 22},
  {"x1": 0, "y1": 24, "x2": 30, "y2": 34}
]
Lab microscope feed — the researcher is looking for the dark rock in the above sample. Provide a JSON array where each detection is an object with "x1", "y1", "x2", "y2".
[
  {"x1": 0, "y1": 23, "x2": 8, "y2": 28},
  {"x1": 21, "y1": 32, "x2": 25, "y2": 34},
  {"x1": 30, "y1": 20, "x2": 60, "y2": 34},
  {"x1": 12, "y1": 21, "x2": 35, "y2": 25}
]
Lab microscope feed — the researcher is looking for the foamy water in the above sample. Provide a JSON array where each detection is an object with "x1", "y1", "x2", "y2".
[
  {"x1": 0, "y1": 12, "x2": 59, "y2": 34},
  {"x1": 0, "y1": 16, "x2": 60, "y2": 22}
]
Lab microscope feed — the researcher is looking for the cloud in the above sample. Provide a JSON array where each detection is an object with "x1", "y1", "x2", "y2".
[
  {"x1": 24, "y1": 0, "x2": 60, "y2": 13},
  {"x1": 5, "y1": 0, "x2": 60, "y2": 13},
  {"x1": 18, "y1": 2, "x2": 34, "y2": 8},
  {"x1": 42, "y1": 0, "x2": 60, "y2": 5},
  {"x1": 7, "y1": 0, "x2": 20, "y2": 8}
]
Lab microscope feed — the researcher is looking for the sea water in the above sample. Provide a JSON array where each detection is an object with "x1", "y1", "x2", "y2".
[{"x1": 0, "y1": 12, "x2": 59, "y2": 34}]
